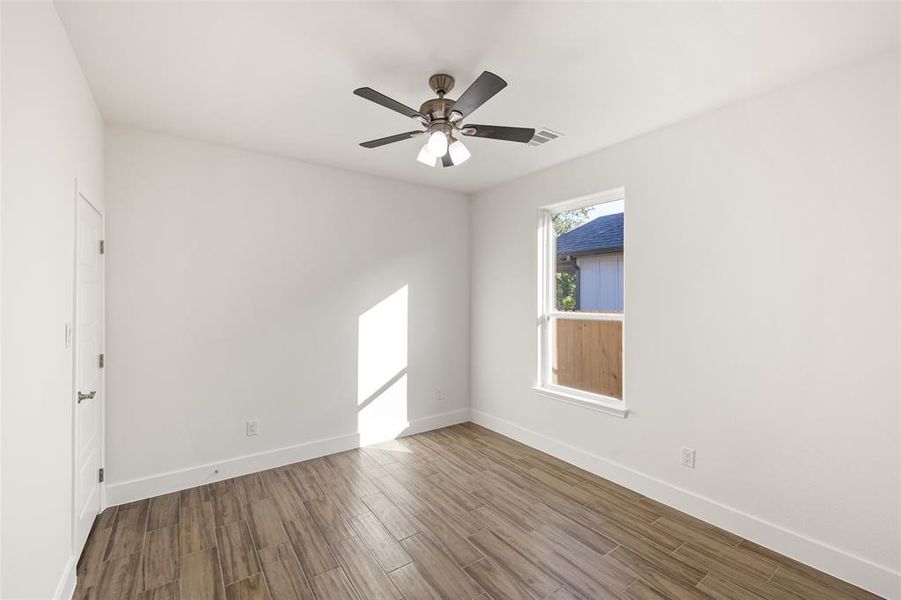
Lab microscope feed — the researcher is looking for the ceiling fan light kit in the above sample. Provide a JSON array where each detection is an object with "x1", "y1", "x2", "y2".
[
  {"x1": 426, "y1": 129, "x2": 449, "y2": 158},
  {"x1": 354, "y1": 72, "x2": 535, "y2": 168},
  {"x1": 416, "y1": 144, "x2": 437, "y2": 167},
  {"x1": 448, "y1": 139, "x2": 471, "y2": 165}
]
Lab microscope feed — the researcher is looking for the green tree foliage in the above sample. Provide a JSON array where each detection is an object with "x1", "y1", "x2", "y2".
[
  {"x1": 552, "y1": 207, "x2": 591, "y2": 236},
  {"x1": 557, "y1": 273, "x2": 577, "y2": 311},
  {"x1": 552, "y1": 208, "x2": 591, "y2": 311}
]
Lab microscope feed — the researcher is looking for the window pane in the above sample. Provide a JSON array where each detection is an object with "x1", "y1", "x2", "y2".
[
  {"x1": 553, "y1": 202, "x2": 623, "y2": 313},
  {"x1": 551, "y1": 317, "x2": 622, "y2": 400}
]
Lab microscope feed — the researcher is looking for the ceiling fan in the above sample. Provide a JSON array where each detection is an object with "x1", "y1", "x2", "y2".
[{"x1": 354, "y1": 72, "x2": 535, "y2": 168}]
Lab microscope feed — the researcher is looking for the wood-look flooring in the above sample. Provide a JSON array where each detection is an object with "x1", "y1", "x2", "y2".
[{"x1": 74, "y1": 423, "x2": 882, "y2": 599}]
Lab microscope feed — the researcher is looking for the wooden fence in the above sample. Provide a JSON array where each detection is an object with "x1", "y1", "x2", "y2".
[{"x1": 553, "y1": 318, "x2": 622, "y2": 400}]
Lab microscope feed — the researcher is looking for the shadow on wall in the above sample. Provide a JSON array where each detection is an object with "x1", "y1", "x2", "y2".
[{"x1": 357, "y1": 285, "x2": 409, "y2": 446}]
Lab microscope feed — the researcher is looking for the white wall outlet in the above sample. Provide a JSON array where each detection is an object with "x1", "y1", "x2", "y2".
[
  {"x1": 246, "y1": 420, "x2": 259, "y2": 437},
  {"x1": 681, "y1": 447, "x2": 696, "y2": 469},
  {"x1": 436, "y1": 389, "x2": 444, "y2": 402}
]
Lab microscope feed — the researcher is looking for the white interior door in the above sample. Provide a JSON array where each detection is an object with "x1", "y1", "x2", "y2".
[{"x1": 74, "y1": 193, "x2": 104, "y2": 555}]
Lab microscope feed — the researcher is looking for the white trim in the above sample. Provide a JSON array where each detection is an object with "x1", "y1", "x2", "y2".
[
  {"x1": 470, "y1": 408, "x2": 901, "y2": 600},
  {"x1": 541, "y1": 186, "x2": 626, "y2": 213},
  {"x1": 547, "y1": 311, "x2": 623, "y2": 321},
  {"x1": 533, "y1": 385, "x2": 627, "y2": 417},
  {"x1": 104, "y1": 408, "x2": 469, "y2": 506},
  {"x1": 537, "y1": 207, "x2": 554, "y2": 387},
  {"x1": 53, "y1": 555, "x2": 77, "y2": 600}
]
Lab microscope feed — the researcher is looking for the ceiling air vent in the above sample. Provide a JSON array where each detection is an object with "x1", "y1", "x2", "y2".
[{"x1": 529, "y1": 127, "x2": 564, "y2": 147}]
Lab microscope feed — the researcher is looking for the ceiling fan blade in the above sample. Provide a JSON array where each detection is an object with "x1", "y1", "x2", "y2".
[
  {"x1": 450, "y1": 71, "x2": 507, "y2": 120},
  {"x1": 354, "y1": 87, "x2": 425, "y2": 120},
  {"x1": 462, "y1": 124, "x2": 536, "y2": 143},
  {"x1": 359, "y1": 130, "x2": 423, "y2": 148}
]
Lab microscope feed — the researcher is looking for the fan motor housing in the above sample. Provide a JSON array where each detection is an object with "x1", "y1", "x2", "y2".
[{"x1": 419, "y1": 97, "x2": 456, "y2": 121}]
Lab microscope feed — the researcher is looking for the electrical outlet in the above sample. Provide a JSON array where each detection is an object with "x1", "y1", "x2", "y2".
[
  {"x1": 436, "y1": 389, "x2": 444, "y2": 402},
  {"x1": 246, "y1": 420, "x2": 259, "y2": 437},
  {"x1": 681, "y1": 447, "x2": 696, "y2": 469}
]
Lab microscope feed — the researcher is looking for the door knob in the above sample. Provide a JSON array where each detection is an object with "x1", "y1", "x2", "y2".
[{"x1": 77, "y1": 390, "x2": 96, "y2": 404}]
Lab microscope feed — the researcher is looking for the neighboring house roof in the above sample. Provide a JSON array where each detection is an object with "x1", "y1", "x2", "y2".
[{"x1": 556, "y1": 212, "x2": 624, "y2": 256}]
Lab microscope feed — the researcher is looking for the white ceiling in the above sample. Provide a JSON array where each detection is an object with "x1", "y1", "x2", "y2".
[{"x1": 56, "y1": 1, "x2": 898, "y2": 193}]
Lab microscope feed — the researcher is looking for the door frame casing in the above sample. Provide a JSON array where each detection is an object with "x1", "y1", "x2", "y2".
[{"x1": 71, "y1": 179, "x2": 106, "y2": 560}]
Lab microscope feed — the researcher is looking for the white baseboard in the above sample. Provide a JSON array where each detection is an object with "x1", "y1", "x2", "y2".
[
  {"x1": 105, "y1": 408, "x2": 469, "y2": 507},
  {"x1": 470, "y1": 408, "x2": 901, "y2": 600},
  {"x1": 54, "y1": 555, "x2": 77, "y2": 600}
]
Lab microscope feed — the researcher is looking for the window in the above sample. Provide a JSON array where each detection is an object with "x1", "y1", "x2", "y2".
[{"x1": 537, "y1": 188, "x2": 625, "y2": 416}]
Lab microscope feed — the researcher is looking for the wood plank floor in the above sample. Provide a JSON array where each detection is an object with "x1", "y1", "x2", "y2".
[{"x1": 74, "y1": 423, "x2": 882, "y2": 599}]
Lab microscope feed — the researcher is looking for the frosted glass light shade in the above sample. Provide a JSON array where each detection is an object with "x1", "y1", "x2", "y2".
[
  {"x1": 426, "y1": 131, "x2": 448, "y2": 157},
  {"x1": 448, "y1": 140, "x2": 471, "y2": 165},
  {"x1": 416, "y1": 144, "x2": 437, "y2": 167}
]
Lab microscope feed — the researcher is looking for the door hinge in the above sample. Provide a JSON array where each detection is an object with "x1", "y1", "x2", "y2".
[
  {"x1": 99, "y1": 468, "x2": 104, "y2": 483},
  {"x1": 99, "y1": 353, "x2": 105, "y2": 368},
  {"x1": 99, "y1": 240, "x2": 105, "y2": 254}
]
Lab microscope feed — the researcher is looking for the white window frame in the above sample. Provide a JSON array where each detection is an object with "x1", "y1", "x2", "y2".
[{"x1": 535, "y1": 187, "x2": 627, "y2": 418}]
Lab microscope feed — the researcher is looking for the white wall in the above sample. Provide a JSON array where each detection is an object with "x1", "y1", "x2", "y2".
[
  {"x1": 0, "y1": 3, "x2": 104, "y2": 599},
  {"x1": 104, "y1": 128, "x2": 470, "y2": 500},
  {"x1": 471, "y1": 53, "x2": 900, "y2": 598}
]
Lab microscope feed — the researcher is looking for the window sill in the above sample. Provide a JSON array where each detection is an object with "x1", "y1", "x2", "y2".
[{"x1": 533, "y1": 386, "x2": 628, "y2": 418}]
